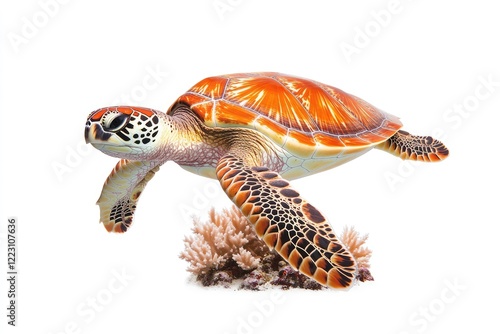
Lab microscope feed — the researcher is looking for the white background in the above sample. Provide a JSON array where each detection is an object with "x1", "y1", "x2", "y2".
[{"x1": 1, "y1": 0, "x2": 499, "y2": 333}]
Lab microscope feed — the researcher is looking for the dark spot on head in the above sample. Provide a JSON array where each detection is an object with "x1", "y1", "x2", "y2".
[
  {"x1": 140, "y1": 115, "x2": 148, "y2": 121},
  {"x1": 116, "y1": 132, "x2": 130, "y2": 141},
  {"x1": 152, "y1": 115, "x2": 159, "y2": 124},
  {"x1": 94, "y1": 124, "x2": 112, "y2": 141},
  {"x1": 145, "y1": 121, "x2": 152, "y2": 127},
  {"x1": 142, "y1": 138, "x2": 151, "y2": 144}
]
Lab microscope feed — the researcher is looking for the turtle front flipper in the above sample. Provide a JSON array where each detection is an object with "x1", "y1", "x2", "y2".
[
  {"x1": 216, "y1": 154, "x2": 357, "y2": 289},
  {"x1": 377, "y1": 130, "x2": 449, "y2": 161},
  {"x1": 96, "y1": 159, "x2": 162, "y2": 233}
]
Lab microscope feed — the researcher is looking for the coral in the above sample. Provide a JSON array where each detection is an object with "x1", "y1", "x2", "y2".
[
  {"x1": 339, "y1": 225, "x2": 374, "y2": 282},
  {"x1": 179, "y1": 206, "x2": 265, "y2": 275},
  {"x1": 180, "y1": 205, "x2": 374, "y2": 289},
  {"x1": 233, "y1": 248, "x2": 260, "y2": 271}
]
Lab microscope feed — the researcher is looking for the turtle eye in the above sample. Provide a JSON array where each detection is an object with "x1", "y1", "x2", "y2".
[{"x1": 102, "y1": 112, "x2": 129, "y2": 132}]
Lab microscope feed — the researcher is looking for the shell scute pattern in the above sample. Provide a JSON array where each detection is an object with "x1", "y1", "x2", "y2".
[{"x1": 171, "y1": 73, "x2": 403, "y2": 160}]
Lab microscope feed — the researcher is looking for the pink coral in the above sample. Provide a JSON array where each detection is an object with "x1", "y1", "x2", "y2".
[
  {"x1": 179, "y1": 206, "x2": 264, "y2": 275},
  {"x1": 340, "y1": 226, "x2": 372, "y2": 269},
  {"x1": 180, "y1": 206, "x2": 374, "y2": 288}
]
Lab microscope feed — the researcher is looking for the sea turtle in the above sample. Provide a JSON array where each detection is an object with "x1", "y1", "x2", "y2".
[{"x1": 85, "y1": 72, "x2": 448, "y2": 289}]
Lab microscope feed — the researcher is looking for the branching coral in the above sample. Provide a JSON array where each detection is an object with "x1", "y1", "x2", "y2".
[
  {"x1": 180, "y1": 205, "x2": 374, "y2": 289},
  {"x1": 340, "y1": 226, "x2": 374, "y2": 282},
  {"x1": 340, "y1": 226, "x2": 372, "y2": 269},
  {"x1": 179, "y1": 206, "x2": 265, "y2": 275}
]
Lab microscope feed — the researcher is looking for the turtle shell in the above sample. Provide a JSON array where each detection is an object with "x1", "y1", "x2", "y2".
[{"x1": 168, "y1": 72, "x2": 402, "y2": 158}]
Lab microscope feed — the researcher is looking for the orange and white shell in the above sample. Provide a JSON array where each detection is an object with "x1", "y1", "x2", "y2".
[{"x1": 169, "y1": 72, "x2": 402, "y2": 161}]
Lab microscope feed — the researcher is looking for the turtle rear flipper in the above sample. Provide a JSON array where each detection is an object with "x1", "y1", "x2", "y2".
[
  {"x1": 96, "y1": 159, "x2": 162, "y2": 233},
  {"x1": 377, "y1": 130, "x2": 449, "y2": 162}
]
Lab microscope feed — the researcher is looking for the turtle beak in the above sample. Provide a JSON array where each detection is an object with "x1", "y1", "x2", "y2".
[
  {"x1": 85, "y1": 122, "x2": 112, "y2": 144},
  {"x1": 85, "y1": 121, "x2": 139, "y2": 156},
  {"x1": 84, "y1": 122, "x2": 91, "y2": 144}
]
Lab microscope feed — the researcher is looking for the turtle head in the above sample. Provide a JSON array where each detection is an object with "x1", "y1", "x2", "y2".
[{"x1": 85, "y1": 106, "x2": 165, "y2": 160}]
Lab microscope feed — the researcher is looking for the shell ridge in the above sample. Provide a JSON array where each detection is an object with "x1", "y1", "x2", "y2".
[
  {"x1": 316, "y1": 82, "x2": 366, "y2": 131},
  {"x1": 315, "y1": 82, "x2": 402, "y2": 142},
  {"x1": 225, "y1": 75, "x2": 318, "y2": 133},
  {"x1": 274, "y1": 76, "x2": 321, "y2": 132},
  {"x1": 220, "y1": 76, "x2": 231, "y2": 98}
]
